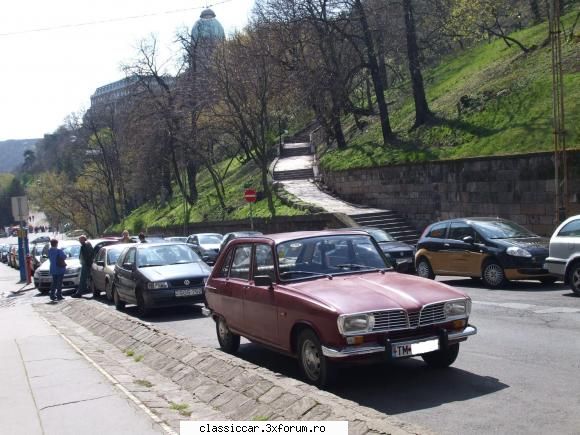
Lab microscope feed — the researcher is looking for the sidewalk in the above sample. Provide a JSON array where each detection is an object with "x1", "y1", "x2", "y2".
[{"x1": 0, "y1": 266, "x2": 166, "y2": 435}]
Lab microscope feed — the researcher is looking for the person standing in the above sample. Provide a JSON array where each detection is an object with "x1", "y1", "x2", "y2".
[
  {"x1": 138, "y1": 232, "x2": 147, "y2": 243},
  {"x1": 121, "y1": 229, "x2": 132, "y2": 243},
  {"x1": 72, "y1": 235, "x2": 94, "y2": 298},
  {"x1": 48, "y1": 239, "x2": 66, "y2": 302}
]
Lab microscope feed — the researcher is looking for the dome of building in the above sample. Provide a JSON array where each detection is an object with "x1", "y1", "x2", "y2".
[{"x1": 191, "y1": 8, "x2": 225, "y2": 43}]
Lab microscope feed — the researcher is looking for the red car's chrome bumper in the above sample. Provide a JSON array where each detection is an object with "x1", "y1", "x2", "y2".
[{"x1": 322, "y1": 325, "x2": 477, "y2": 359}]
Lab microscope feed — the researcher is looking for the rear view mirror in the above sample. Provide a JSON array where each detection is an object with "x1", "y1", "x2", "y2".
[{"x1": 254, "y1": 275, "x2": 273, "y2": 288}]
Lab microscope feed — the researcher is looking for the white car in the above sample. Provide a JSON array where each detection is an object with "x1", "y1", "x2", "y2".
[
  {"x1": 34, "y1": 241, "x2": 82, "y2": 293},
  {"x1": 545, "y1": 215, "x2": 580, "y2": 295}
]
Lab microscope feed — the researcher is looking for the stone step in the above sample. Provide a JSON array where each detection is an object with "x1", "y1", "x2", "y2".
[
  {"x1": 350, "y1": 211, "x2": 421, "y2": 245},
  {"x1": 281, "y1": 147, "x2": 312, "y2": 157},
  {"x1": 273, "y1": 169, "x2": 314, "y2": 180}
]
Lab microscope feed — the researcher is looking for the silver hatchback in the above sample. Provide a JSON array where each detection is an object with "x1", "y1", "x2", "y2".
[{"x1": 545, "y1": 215, "x2": 580, "y2": 295}]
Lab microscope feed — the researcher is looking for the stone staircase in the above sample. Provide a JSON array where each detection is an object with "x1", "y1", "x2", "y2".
[
  {"x1": 274, "y1": 168, "x2": 315, "y2": 181},
  {"x1": 280, "y1": 143, "x2": 311, "y2": 157},
  {"x1": 349, "y1": 211, "x2": 421, "y2": 245}
]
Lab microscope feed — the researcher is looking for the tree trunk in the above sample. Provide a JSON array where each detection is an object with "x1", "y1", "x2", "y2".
[
  {"x1": 354, "y1": 0, "x2": 393, "y2": 144},
  {"x1": 331, "y1": 102, "x2": 347, "y2": 149},
  {"x1": 261, "y1": 163, "x2": 275, "y2": 217},
  {"x1": 403, "y1": 0, "x2": 434, "y2": 128},
  {"x1": 186, "y1": 162, "x2": 198, "y2": 203}
]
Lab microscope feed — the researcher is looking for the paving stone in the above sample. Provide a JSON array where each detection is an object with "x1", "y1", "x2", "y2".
[
  {"x1": 301, "y1": 404, "x2": 332, "y2": 421},
  {"x1": 270, "y1": 392, "x2": 301, "y2": 411},
  {"x1": 193, "y1": 382, "x2": 226, "y2": 403},
  {"x1": 285, "y1": 396, "x2": 318, "y2": 419},
  {"x1": 258, "y1": 385, "x2": 285, "y2": 404}
]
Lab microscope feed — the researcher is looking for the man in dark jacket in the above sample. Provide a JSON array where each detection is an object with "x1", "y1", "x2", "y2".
[
  {"x1": 48, "y1": 239, "x2": 66, "y2": 302},
  {"x1": 72, "y1": 235, "x2": 94, "y2": 298}
]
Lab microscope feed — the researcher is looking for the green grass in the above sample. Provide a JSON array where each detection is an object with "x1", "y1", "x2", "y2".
[
  {"x1": 110, "y1": 157, "x2": 308, "y2": 233},
  {"x1": 320, "y1": 10, "x2": 580, "y2": 171},
  {"x1": 133, "y1": 354, "x2": 144, "y2": 362},
  {"x1": 125, "y1": 349, "x2": 135, "y2": 357},
  {"x1": 134, "y1": 379, "x2": 153, "y2": 388},
  {"x1": 0, "y1": 173, "x2": 14, "y2": 192},
  {"x1": 170, "y1": 402, "x2": 191, "y2": 417}
]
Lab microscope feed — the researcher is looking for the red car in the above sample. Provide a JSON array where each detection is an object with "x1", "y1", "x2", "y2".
[{"x1": 203, "y1": 230, "x2": 477, "y2": 386}]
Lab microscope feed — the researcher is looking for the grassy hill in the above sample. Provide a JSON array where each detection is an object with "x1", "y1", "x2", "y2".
[
  {"x1": 110, "y1": 158, "x2": 307, "y2": 234},
  {"x1": 320, "y1": 10, "x2": 580, "y2": 171}
]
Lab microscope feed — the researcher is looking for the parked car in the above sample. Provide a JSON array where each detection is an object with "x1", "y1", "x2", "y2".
[
  {"x1": 219, "y1": 231, "x2": 262, "y2": 252},
  {"x1": 165, "y1": 236, "x2": 188, "y2": 243},
  {"x1": 415, "y1": 217, "x2": 553, "y2": 288},
  {"x1": 112, "y1": 242, "x2": 211, "y2": 316},
  {"x1": 91, "y1": 244, "x2": 131, "y2": 300},
  {"x1": 545, "y1": 214, "x2": 580, "y2": 295},
  {"x1": 31, "y1": 236, "x2": 51, "y2": 244},
  {"x1": 0, "y1": 244, "x2": 9, "y2": 263},
  {"x1": 33, "y1": 241, "x2": 82, "y2": 293},
  {"x1": 185, "y1": 233, "x2": 223, "y2": 264},
  {"x1": 204, "y1": 230, "x2": 476, "y2": 386},
  {"x1": 355, "y1": 227, "x2": 415, "y2": 273}
]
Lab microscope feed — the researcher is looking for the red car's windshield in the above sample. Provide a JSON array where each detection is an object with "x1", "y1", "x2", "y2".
[{"x1": 276, "y1": 235, "x2": 389, "y2": 281}]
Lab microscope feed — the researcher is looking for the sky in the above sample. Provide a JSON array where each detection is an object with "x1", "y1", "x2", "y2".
[{"x1": 0, "y1": 0, "x2": 255, "y2": 141}]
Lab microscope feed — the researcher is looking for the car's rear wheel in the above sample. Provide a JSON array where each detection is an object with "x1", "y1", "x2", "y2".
[
  {"x1": 113, "y1": 285, "x2": 125, "y2": 311},
  {"x1": 568, "y1": 262, "x2": 580, "y2": 296},
  {"x1": 105, "y1": 280, "x2": 113, "y2": 301},
  {"x1": 482, "y1": 261, "x2": 506, "y2": 288},
  {"x1": 416, "y1": 258, "x2": 435, "y2": 280},
  {"x1": 297, "y1": 329, "x2": 336, "y2": 387},
  {"x1": 216, "y1": 316, "x2": 240, "y2": 354},
  {"x1": 538, "y1": 277, "x2": 557, "y2": 285},
  {"x1": 136, "y1": 290, "x2": 151, "y2": 317},
  {"x1": 422, "y1": 343, "x2": 460, "y2": 368}
]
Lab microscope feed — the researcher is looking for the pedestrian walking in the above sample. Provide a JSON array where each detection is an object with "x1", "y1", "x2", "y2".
[
  {"x1": 72, "y1": 235, "x2": 94, "y2": 298},
  {"x1": 47, "y1": 239, "x2": 66, "y2": 302}
]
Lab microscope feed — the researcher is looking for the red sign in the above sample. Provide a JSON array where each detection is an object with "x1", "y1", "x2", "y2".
[{"x1": 244, "y1": 189, "x2": 257, "y2": 203}]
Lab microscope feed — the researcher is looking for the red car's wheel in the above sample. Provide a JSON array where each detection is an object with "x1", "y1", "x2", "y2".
[{"x1": 297, "y1": 329, "x2": 336, "y2": 388}]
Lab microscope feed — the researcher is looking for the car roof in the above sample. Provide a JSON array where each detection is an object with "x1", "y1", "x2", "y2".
[{"x1": 230, "y1": 229, "x2": 375, "y2": 245}]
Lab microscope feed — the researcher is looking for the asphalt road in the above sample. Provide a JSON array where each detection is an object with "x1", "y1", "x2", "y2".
[
  {"x1": 131, "y1": 277, "x2": 580, "y2": 435},
  {"x1": 3, "y1": 261, "x2": 579, "y2": 434}
]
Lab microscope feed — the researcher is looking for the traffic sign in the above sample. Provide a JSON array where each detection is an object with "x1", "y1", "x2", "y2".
[
  {"x1": 11, "y1": 196, "x2": 28, "y2": 222},
  {"x1": 244, "y1": 189, "x2": 257, "y2": 203}
]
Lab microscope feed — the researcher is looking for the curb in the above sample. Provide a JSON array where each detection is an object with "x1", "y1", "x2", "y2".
[{"x1": 36, "y1": 300, "x2": 432, "y2": 435}]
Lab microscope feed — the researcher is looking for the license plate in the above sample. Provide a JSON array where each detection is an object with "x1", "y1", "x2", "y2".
[
  {"x1": 392, "y1": 339, "x2": 439, "y2": 358},
  {"x1": 175, "y1": 288, "x2": 203, "y2": 297}
]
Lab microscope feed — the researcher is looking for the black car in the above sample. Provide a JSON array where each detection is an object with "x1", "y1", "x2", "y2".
[
  {"x1": 355, "y1": 227, "x2": 415, "y2": 273},
  {"x1": 112, "y1": 242, "x2": 211, "y2": 316},
  {"x1": 415, "y1": 217, "x2": 553, "y2": 288}
]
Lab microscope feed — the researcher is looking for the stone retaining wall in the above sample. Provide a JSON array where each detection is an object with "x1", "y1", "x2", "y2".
[
  {"x1": 107, "y1": 214, "x2": 347, "y2": 238},
  {"x1": 47, "y1": 300, "x2": 429, "y2": 435},
  {"x1": 321, "y1": 150, "x2": 580, "y2": 236}
]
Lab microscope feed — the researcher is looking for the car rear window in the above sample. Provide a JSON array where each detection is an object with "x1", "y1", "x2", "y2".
[{"x1": 557, "y1": 219, "x2": 580, "y2": 237}]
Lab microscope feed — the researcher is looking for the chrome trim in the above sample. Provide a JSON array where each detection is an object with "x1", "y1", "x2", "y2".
[
  {"x1": 448, "y1": 325, "x2": 477, "y2": 341},
  {"x1": 322, "y1": 343, "x2": 386, "y2": 358},
  {"x1": 201, "y1": 307, "x2": 213, "y2": 317}
]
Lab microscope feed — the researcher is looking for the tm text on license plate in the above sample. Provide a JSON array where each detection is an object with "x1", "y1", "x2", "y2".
[
  {"x1": 175, "y1": 288, "x2": 203, "y2": 297},
  {"x1": 392, "y1": 339, "x2": 439, "y2": 358}
]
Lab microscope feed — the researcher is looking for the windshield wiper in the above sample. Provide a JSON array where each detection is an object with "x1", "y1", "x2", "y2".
[
  {"x1": 279, "y1": 270, "x2": 332, "y2": 279},
  {"x1": 335, "y1": 263, "x2": 378, "y2": 271},
  {"x1": 138, "y1": 264, "x2": 163, "y2": 268},
  {"x1": 168, "y1": 261, "x2": 193, "y2": 265}
]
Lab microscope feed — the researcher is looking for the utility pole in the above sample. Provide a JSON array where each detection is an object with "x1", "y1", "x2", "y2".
[{"x1": 549, "y1": 0, "x2": 567, "y2": 223}]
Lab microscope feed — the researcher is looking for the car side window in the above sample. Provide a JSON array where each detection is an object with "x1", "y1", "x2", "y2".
[
  {"x1": 428, "y1": 223, "x2": 448, "y2": 239},
  {"x1": 253, "y1": 244, "x2": 275, "y2": 281},
  {"x1": 449, "y1": 223, "x2": 475, "y2": 241},
  {"x1": 216, "y1": 249, "x2": 234, "y2": 278},
  {"x1": 229, "y1": 245, "x2": 252, "y2": 280},
  {"x1": 122, "y1": 248, "x2": 136, "y2": 269},
  {"x1": 97, "y1": 248, "x2": 106, "y2": 263},
  {"x1": 558, "y1": 219, "x2": 580, "y2": 237}
]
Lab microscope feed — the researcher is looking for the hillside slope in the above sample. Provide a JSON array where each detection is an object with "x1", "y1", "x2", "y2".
[
  {"x1": 320, "y1": 10, "x2": 579, "y2": 171},
  {"x1": 110, "y1": 158, "x2": 307, "y2": 233}
]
